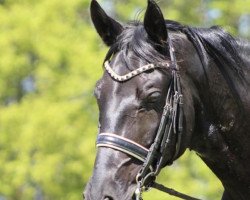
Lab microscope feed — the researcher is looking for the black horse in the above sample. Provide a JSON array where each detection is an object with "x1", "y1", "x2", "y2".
[{"x1": 84, "y1": 0, "x2": 250, "y2": 199}]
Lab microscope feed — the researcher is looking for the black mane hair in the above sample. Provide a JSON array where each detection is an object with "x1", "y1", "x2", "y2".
[{"x1": 104, "y1": 20, "x2": 246, "y2": 107}]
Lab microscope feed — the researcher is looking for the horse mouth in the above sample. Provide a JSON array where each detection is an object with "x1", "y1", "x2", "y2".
[
  {"x1": 84, "y1": 194, "x2": 136, "y2": 200},
  {"x1": 103, "y1": 196, "x2": 136, "y2": 200},
  {"x1": 96, "y1": 193, "x2": 136, "y2": 200},
  {"x1": 83, "y1": 184, "x2": 138, "y2": 200}
]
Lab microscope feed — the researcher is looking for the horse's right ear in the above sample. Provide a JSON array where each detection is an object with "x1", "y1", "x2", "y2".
[{"x1": 90, "y1": 0, "x2": 123, "y2": 46}]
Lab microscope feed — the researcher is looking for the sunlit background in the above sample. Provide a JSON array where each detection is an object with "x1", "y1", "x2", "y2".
[{"x1": 0, "y1": 0, "x2": 249, "y2": 199}]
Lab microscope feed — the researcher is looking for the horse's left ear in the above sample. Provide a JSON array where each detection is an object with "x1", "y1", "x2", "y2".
[
  {"x1": 90, "y1": 0, "x2": 123, "y2": 46},
  {"x1": 144, "y1": 0, "x2": 168, "y2": 45}
]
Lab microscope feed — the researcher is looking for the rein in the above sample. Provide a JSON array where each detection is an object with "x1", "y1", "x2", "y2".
[{"x1": 96, "y1": 38, "x2": 202, "y2": 200}]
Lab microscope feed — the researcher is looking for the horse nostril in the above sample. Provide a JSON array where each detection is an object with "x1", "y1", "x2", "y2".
[
  {"x1": 132, "y1": 193, "x2": 136, "y2": 200},
  {"x1": 104, "y1": 196, "x2": 113, "y2": 200}
]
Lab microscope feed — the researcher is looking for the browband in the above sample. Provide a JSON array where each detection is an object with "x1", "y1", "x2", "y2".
[
  {"x1": 104, "y1": 61, "x2": 170, "y2": 82},
  {"x1": 96, "y1": 133, "x2": 149, "y2": 162}
]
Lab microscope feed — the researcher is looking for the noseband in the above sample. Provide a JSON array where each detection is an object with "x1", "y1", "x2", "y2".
[{"x1": 96, "y1": 39, "x2": 200, "y2": 200}]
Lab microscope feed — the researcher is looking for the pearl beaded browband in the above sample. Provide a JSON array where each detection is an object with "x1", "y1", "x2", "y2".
[{"x1": 104, "y1": 61, "x2": 171, "y2": 82}]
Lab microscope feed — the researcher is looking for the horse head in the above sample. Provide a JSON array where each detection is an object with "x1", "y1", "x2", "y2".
[
  {"x1": 84, "y1": 0, "x2": 250, "y2": 199},
  {"x1": 84, "y1": 1, "x2": 198, "y2": 199}
]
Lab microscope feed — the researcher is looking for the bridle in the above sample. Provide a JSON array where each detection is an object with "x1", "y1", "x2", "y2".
[{"x1": 96, "y1": 37, "x2": 201, "y2": 200}]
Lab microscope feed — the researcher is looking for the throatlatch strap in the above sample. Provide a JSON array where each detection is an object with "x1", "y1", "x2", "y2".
[{"x1": 96, "y1": 133, "x2": 149, "y2": 162}]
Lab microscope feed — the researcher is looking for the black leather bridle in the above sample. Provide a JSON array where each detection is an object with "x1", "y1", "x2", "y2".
[{"x1": 96, "y1": 37, "x2": 201, "y2": 200}]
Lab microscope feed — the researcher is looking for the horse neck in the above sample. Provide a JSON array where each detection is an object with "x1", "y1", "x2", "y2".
[
  {"x1": 237, "y1": 38, "x2": 250, "y2": 67},
  {"x1": 203, "y1": 60, "x2": 239, "y2": 122},
  {"x1": 181, "y1": 47, "x2": 242, "y2": 129},
  {"x1": 187, "y1": 39, "x2": 250, "y2": 197}
]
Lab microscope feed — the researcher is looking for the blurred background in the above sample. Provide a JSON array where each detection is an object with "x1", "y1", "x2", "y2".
[{"x1": 0, "y1": 0, "x2": 249, "y2": 199}]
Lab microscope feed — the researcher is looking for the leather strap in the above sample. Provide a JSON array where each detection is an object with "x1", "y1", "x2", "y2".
[{"x1": 97, "y1": 133, "x2": 149, "y2": 162}]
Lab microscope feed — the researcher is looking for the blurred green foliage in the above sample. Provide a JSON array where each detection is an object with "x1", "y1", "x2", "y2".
[{"x1": 0, "y1": 0, "x2": 249, "y2": 199}]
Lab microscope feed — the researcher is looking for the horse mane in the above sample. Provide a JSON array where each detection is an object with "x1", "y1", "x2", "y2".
[
  {"x1": 104, "y1": 20, "x2": 246, "y2": 108},
  {"x1": 167, "y1": 20, "x2": 246, "y2": 109}
]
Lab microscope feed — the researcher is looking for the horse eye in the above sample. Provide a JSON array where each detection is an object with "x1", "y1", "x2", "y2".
[{"x1": 147, "y1": 91, "x2": 161, "y2": 103}]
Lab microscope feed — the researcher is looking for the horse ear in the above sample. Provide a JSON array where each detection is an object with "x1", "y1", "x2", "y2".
[
  {"x1": 90, "y1": 0, "x2": 123, "y2": 46},
  {"x1": 144, "y1": 0, "x2": 168, "y2": 45}
]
